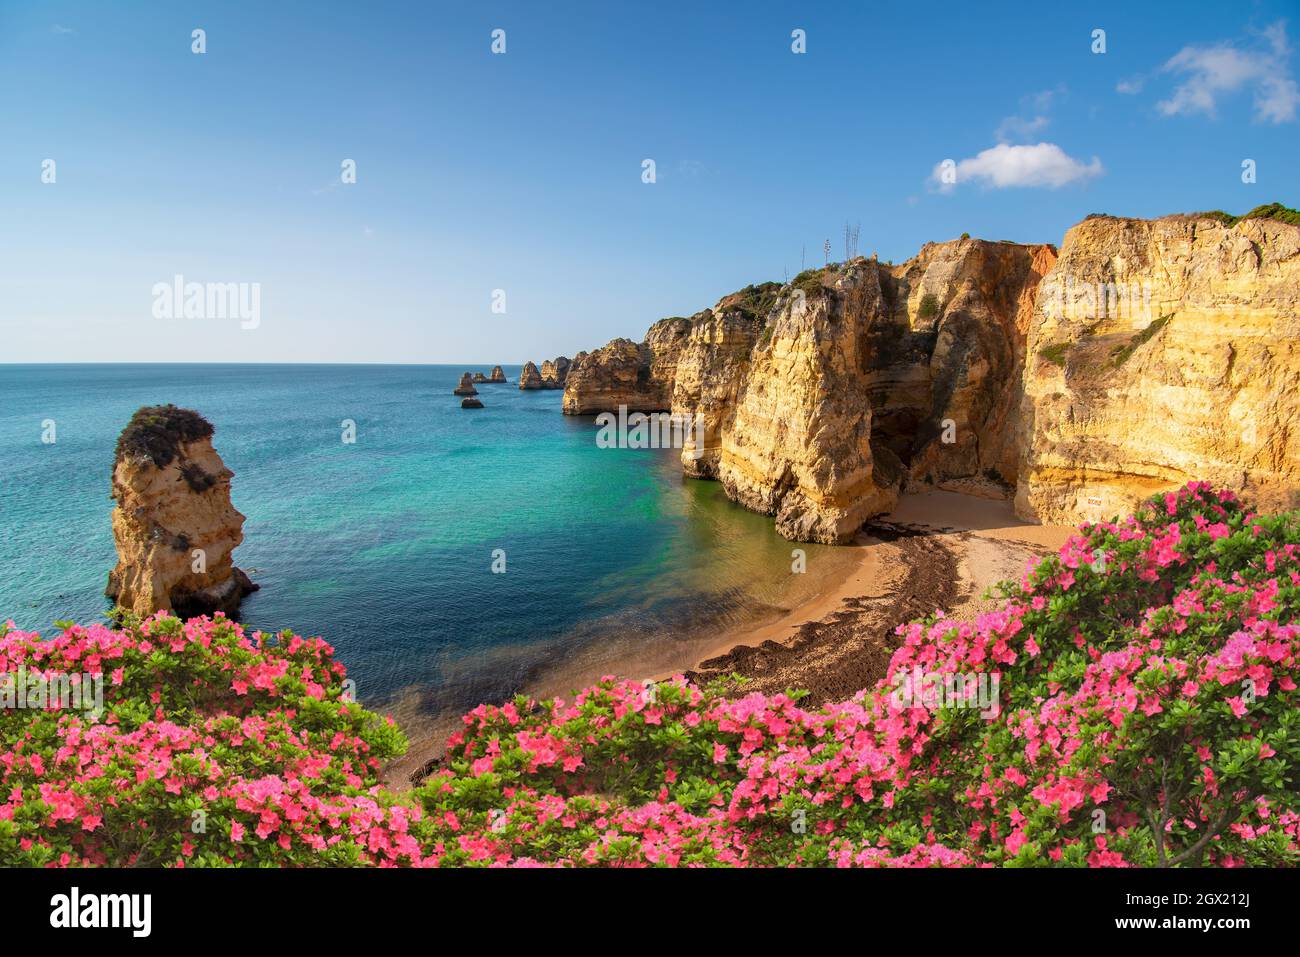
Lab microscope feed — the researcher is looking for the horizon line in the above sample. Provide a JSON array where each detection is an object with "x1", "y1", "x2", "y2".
[{"x1": 0, "y1": 361, "x2": 536, "y2": 367}]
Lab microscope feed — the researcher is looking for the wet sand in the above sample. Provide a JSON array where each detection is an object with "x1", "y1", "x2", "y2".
[
  {"x1": 680, "y1": 491, "x2": 1072, "y2": 706},
  {"x1": 386, "y1": 491, "x2": 1073, "y2": 787}
]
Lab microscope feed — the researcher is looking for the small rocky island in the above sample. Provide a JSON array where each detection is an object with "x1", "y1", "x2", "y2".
[
  {"x1": 518, "y1": 361, "x2": 543, "y2": 390},
  {"x1": 540, "y1": 356, "x2": 571, "y2": 389},
  {"x1": 488, "y1": 366, "x2": 507, "y2": 383},
  {"x1": 461, "y1": 397, "x2": 484, "y2": 409},
  {"x1": 453, "y1": 372, "x2": 478, "y2": 396},
  {"x1": 105, "y1": 405, "x2": 258, "y2": 618},
  {"x1": 518, "y1": 356, "x2": 570, "y2": 390}
]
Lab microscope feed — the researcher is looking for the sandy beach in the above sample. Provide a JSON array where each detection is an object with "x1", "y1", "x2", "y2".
[{"x1": 676, "y1": 490, "x2": 1073, "y2": 705}]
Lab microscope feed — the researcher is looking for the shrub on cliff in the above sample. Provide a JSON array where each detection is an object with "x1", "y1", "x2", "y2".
[
  {"x1": 3, "y1": 484, "x2": 1296, "y2": 866},
  {"x1": 114, "y1": 405, "x2": 215, "y2": 468},
  {"x1": 1188, "y1": 203, "x2": 1300, "y2": 228}
]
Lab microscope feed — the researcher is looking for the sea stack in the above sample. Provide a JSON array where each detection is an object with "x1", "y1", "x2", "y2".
[
  {"x1": 453, "y1": 372, "x2": 479, "y2": 396},
  {"x1": 471, "y1": 372, "x2": 488, "y2": 383},
  {"x1": 518, "y1": 361, "x2": 543, "y2": 390},
  {"x1": 105, "y1": 405, "x2": 258, "y2": 619},
  {"x1": 461, "y1": 397, "x2": 484, "y2": 409},
  {"x1": 488, "y1": 366, "x2": 507, "y2": 383},
  {"x1": 540, "y1": 356, "x2": 571, "y2": 389}
]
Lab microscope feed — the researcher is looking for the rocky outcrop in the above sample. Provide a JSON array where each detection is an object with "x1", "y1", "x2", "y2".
[
  {"x1": 518, "y1": 361, "x2": 544, "y2": 390},
  {"x1": 713, "y1": 264, "x2": 902, "y2": 542},
  {"x1": 1016, "y1": 212, "x2": 1300, "y2": 523},
  {"x1": 879, "y1": 239, "x2": 1057, "y2": 496},
  {"x1": 453, "y1": 373, "x2": 478, "y2": 396},
  {"x1": 562, "y1": 208, "x2": 1300, "y2": 542},
  {"x1": 540, "y1": 356, "x2": 571, "y2": 389},
  {"x1": 105, "y1": 406, "x2": 257, "y2": 618},
  {"x1": 461, "y1": 397, "x2": 484, "y2": 409},
  {"x1": 671, "y1": 292, "x2": 771, "y2": 478},
  {"x1": 488, "y1": 366, "x2": 508, "y2": 384},
  {"x1": 472, "y1": 372, "x2": 488, "y2": 383},
  {"x1": 562, "y1": 319, "x2": 692, "y2": 414}
]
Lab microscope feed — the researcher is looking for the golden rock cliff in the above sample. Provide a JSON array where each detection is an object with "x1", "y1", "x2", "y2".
[
  {"x1": 709, "y1": 263, "x2": 901, "y2": 543},
  {"x1": 518, "y1": 361, "x2": 544, "y2": 390},
  {"x1": 561, "y1": 318, "x2": 692, "y2": 414},
  {"x1": 670, "y1": 286, "x2": 780, "y2": 478},
  {"x1": 881, "y1": 239, "x2": 1057, "y2": 496},
  {"x1": 1016, "y1": 213, "x2": 1300, "y2": 523},
  {"x1": 105, "y1": 406, "x2": 257, "y2": 618},
  {"x1": 539, "y1": 356, "x2": 571, "y2": 389},
  {"x1": 563, "y1": 210, "x2": 1299, "y2": 542}
]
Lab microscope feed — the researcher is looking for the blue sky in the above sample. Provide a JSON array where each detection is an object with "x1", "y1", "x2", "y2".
[{"x1": 1, "y1": 0, "x2": 1297, "y2": 363}]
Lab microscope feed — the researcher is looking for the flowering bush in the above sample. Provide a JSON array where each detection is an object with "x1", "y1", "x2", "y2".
[
  {"x1": 0, "y1": 614, "x2": 431, "y2": 866},
  {"x1": 413, "y1": 482, "x2": 1300, "y2": 867},
  {"x1": 2, "y1": 483, "x2": 1296, "y2": 867}
]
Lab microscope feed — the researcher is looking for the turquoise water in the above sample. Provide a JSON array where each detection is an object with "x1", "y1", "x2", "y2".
[{"x1": 0, "y1": 364, "x2": 858, "y2": 717}]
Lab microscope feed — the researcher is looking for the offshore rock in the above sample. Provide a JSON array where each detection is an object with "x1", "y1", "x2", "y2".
[{"x1": 105, "y1": 405, "x2": 258, "y2": 618}]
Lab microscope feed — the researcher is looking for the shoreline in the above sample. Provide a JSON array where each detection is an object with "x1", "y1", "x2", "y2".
[
  {"x1": 385, "y1": 490, "x2": 1074, "y2": 788},
  {"x1": 678, "y1": 490, "x2": 1072, "y2": 705}
]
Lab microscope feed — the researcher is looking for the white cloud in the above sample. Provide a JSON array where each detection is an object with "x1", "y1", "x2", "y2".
[
  {"x1": 52, "y1": 24, "x2": 75, "y2": 35},
  {"x1": 1116, "y1": 76, "x2": 1145, "y2": 95},
  {"x1": 931, "y1": 142, "x2": 1103, "y2": 192},
  {"x1": 1156, "y1": 20, "x2": 1297, "y2": 123}
]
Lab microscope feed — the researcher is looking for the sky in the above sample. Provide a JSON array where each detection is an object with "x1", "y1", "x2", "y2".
[{"x1": 1, "y1": 0, "x2": 1297, "y2": 364}]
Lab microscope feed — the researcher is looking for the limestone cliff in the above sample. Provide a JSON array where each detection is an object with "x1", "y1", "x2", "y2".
[
  {"x1": 105, "y1": 406, "x2": 257, "y2": 618},
  {"x1": 1016, "y1": 212, "x2": 1300, "y2": 523},
  {"x1": 712, "y1": 265, "x2": 902, "y2": 543},
  {"x1": 662, "y1": 250, "x2": 1053, "y2": 541},
  {"x1": 561, "y1": 318, "x2": 692, "y2": 414},
  {"x1": 539, "y1": 356, "x2": 571, "y2": 389},
  {"x1": 562, "y1": 207, "x2": 1300, "y2": 542},
  {"x1": 670, "y1": 286, "x2": 781, "y2": 478},
  {"x1": 881, "y1": 239, "x2": 1057, "y2": 496}
]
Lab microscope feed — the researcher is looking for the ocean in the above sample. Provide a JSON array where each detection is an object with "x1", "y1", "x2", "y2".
[{"x1": 0, "y1": 364, "x2": 860, "y2": 718}]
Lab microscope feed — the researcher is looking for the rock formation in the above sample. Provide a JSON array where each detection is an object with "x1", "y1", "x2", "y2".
[
  {"x1": 562, "y1": 207, "x2": 1300, "y2": 542},
  {"x1": 453, "y1": 373, "x2": 478, "y2": 396},
  {"x1": 710, "y1": 265, "x2": 902, "y2": 542},
  {"x1": 876, "y1": 239, "x2": 1057, "y2": 497},
  {"x1": 461, "y1": 397, "x2": 484, "y2": 409},
  {"x1": 1016, "y1": 212, "x2": 1300, "y2": 523},
  {"x1": 471, "y1": 372, "x2": 488, "y2": 383},
  {"x1": 488, "y1": 366, "x2": 508, "y2": 383},
  {"x1": 518, "y1": 361, "x2": 543, "y2": 390},
  {"x1": 539, "y1": 356, "x2": 571, "y2": 389},
  {"x1": 561, "y1": 318, "x2": 692, "y2": 414},
  {"x1": 105, "y1": 405, "x2": 258, "y2": 618}
]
